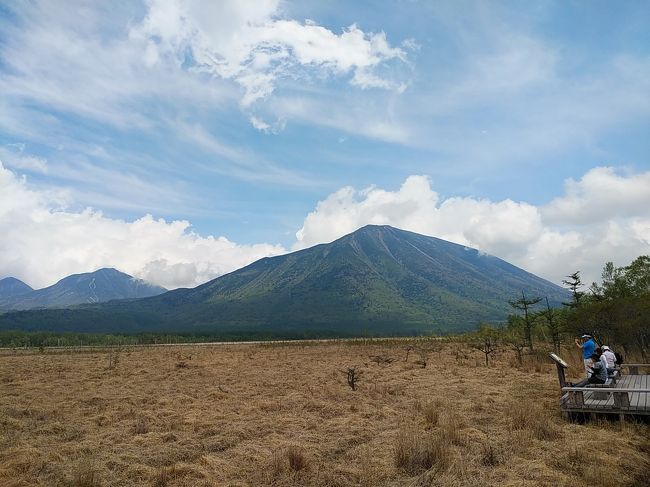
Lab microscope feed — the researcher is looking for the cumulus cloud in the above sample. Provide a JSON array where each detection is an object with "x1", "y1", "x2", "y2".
[
  {"x1": 3, "y1": 161, "x2": 649, "y2": 291},
  {"x1": 133, "y1": 0, "x2": 411, "y2": 107},
  {"x1": 543, "y1": 167, "x2": 650, "y2": 224},
  {"x1": 0, "y1": 162, "x2": 285, "y2": 289},
  {"x1": 294, "y1": 170, "x2": 650, "y2": 286}
]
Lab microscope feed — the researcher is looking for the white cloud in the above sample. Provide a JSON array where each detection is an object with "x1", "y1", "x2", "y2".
[
  {"x1": 133, "y1": 0, "x2": 411, "y2": 107},
  {"x1": 0, "y1": 145, "x2": 48, "y2": 173},
  {"x1": 294, "y1": 170, "x2": 650, "y2": 286},
  {"x1": 0, "y1": 162, "x2": 285, "y2": 289},
  {"x1": 250, "y1": 116, "x2": 271, "y2": 132},
  {"x1": 2, "y1": 161, "x2": 648, "y2": 292},
  {"x1": 543, "y1": 167, "x2": 650, "y2": 224},
  {"x1": 270, "y1": 94, "x2": 411, "y2": 143},
  {"x1": 249, "y1": 115, "x2": 286, "y2": 134}
]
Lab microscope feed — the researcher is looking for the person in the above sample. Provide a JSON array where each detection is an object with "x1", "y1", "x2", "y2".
[
  {"x1": 602, "y1": 345, "x2": 617, "y2": 374},
  {"x1": 588, "y1": 351, "x2": 608, "y2": 384},
  {"x1": 595, "y1": 347, "x2": 609, "y2": 376},
  {"x1": 575, "y1": 334, "x2": 596, "y2": 377}
]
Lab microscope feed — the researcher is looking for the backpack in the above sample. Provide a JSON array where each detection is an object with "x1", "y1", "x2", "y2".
[{"x1": 614, "y1": 351, "x2": 624, "y2": 365}]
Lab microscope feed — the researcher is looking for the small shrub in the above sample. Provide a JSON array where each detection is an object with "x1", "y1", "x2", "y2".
[
  {"x1": 272, "y1": 446, "x2": 309, "y2": 474},
  {"x1": 152, "y1": 465, "x2": 177, "y2": 487},
  {"x1": 422, "y1": 401, "x2": 441, "y2": 427},
  {"x1": 439, "y1": 411, "x2": 464, "y2": 445},
  {"x1": 370, "y1": 355, "x2": 394, "y2": 365},
  {"x1": 134, "y1": 417, "x2": 149, "y2": 435},
  {"x1": 414, "y1": 348, "x2": 429, "y2": 368},
  {"x1": 394, "y1": 428, "x2": 451, "y2": 474},
  {"x1": 509, "y1": 398, "x2": 560, "y2": 441},
  {"x1": 107, "y1": 348, "x2": 120, "y2": 370},
  {"x1": 480, "y1": 442, "x2": 502, "y2": 466},
  {"x1": 286, "y1": 445, "x2": 308, "y2": 471},
  {"x1": 345, "y1": 367, "x2": 361, "y2": 391},
  {"x1": 72, "y1": 463, "x2": 101, "y2": 487}
]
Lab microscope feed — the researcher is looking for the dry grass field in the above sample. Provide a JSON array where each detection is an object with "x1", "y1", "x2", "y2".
[{"x1": 1, "y1": 340, "x2": 648, "y2": 486}]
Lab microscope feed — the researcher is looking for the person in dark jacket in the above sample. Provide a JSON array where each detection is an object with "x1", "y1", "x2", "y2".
[{"x1": 588, "y1": 352, "x2": 608, "y2": 384}]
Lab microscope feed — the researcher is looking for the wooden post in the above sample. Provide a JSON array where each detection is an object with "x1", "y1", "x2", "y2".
[
  {"x1": 556, "y1": 363, "x2": 566, "y2": 388},
  {"x1": 548, "y1": 353, "x2": 569, "y2": 390},
  {"x1": 569, "y1": 391, "x2": 584, "y2": 407},
  {"x1": 613, "y1": 391, "x2": 630, "y2": 409},
  {"x1": 629, "y1": 365, "x2": 639, "y2": 375}
]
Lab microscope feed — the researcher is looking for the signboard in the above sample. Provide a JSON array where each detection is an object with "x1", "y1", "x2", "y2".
[{"x1": 549, "y1": 352, "x2": 569, "y2": 368}]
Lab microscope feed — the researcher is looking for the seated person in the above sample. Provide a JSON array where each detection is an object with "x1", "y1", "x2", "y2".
[
  {"x1": 588, "y1": 352, "x2": 608, "y2": 385},
  {"x1": 602, "y1": 346, "x2": 617, "y2": 374},
  {"x1": 595, "y1": 347, "x2": 610, "y2": 376}
]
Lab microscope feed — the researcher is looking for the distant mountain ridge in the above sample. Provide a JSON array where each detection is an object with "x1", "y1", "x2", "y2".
[
  {"x1": 0, "y1": 226, "x2": 569, "y2": 336},
  {"x1": 0, "y1": 277, "x2": 33, "y2": 299},
  {"x1": 0, "y1": 268, "x2": 166, "y2": 311}
]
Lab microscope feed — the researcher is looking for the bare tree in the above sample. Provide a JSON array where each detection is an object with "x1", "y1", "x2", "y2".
[
  {"x1": 415, "y1": 348, "x2": 429, "y2": 368},
  {"x1": 541, "y1": 296, "x2": 563, "y2": 354},
  {"x1": 346, "y1": 367, "x2": 361, "y2": 391},
  {"x1": 473, "y1": 325, "x2": 497, "y2": 366},
  {"x1": 509, "y1": 291, "x2": 541, "y2": 350},
  {"x1": 404, "y1": 345, "x2": 414, "y2": 362}
]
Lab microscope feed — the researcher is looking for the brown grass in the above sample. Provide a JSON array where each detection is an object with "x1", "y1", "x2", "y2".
[
  {"x1": 394, "y1": 427, "x2": 451, "y2": 474},
  {"x1": 0, "y1": 341, "x2": 648, "y2": 486}
]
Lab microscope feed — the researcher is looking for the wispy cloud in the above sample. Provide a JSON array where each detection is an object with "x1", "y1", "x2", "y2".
[
  {"x1": 132, "y1": 1, "x2": 413, "y2": 107},
  {"x1": 0, "y1": 144, "x2": 48, "y2": 173}
]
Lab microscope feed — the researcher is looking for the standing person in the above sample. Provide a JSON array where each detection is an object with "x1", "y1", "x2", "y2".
[
  {"x1": 602, "y1": 346, "x2": 617, "y2": 374},
  {"x1": 575, "y1": 334, "x2": 596, "y2": 377}
]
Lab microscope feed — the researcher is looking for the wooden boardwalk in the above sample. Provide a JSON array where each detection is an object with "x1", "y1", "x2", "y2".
[
  {"x1": 549, "y1": 354, "x2": 650, "y2": 419},
  {"x1": 560, "y1": 374, "x2": 650, "y2": 417}
]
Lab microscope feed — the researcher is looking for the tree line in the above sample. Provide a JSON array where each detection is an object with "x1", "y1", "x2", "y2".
[{"x1": 472, "y1": 255, "x2": 649, "y2": 364}]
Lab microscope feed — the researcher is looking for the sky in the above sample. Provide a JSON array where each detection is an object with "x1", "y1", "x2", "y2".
[{"x1": 0, "y1": 0, "x2": 649, "y2": 290}]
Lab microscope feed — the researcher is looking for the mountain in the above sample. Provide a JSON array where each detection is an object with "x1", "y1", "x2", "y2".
[
  {"x1": 0, "y1": 226, "x2": 568, "y2": 336},
  {"x1": 0, "y1": 268, "x2": 166, "y2": 311},
  {"x1": 0, "y1": 277, "x2": 33, "y2": 299}
]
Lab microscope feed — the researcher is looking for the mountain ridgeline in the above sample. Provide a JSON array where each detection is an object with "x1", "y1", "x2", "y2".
[
  {"x1": 0, "y1": 226, "x2": 568, "y2": 336},
  {"x1": 0, "y1": 268, "x2": 166, "y2": 311},
  {"x1": 0, "y1": 277, "x2": 33, "y2": 299}
]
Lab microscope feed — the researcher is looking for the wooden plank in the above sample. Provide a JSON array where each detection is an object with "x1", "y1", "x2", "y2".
[
  {"x1": 561, "y1": 407, "x2": 650, "y2": 416},
  {"x1": 561, "y1": 387, "x2": 650, "y2": 393},
  {"x1": 560, "y1": 372, "x2": 650, "y2": 416},
  {"x1": 617, "y1": 375, "x2": 632, "y2": 388}
]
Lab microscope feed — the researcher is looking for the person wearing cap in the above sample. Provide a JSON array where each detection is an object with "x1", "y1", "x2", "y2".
[
  {"x1": 602, "y1": 346, "x2": 617, "y2": 374},
  {"x1": 575, "y1": 334, "x2": 596, "y2": 377},
  {"x1": 588, "y1": 351, "x2": 608, "y2": 384}
]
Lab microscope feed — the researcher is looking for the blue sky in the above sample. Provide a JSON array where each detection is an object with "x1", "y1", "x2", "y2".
[{"x1": 0, "y1": 0, "x2": 649, "y2": 289}]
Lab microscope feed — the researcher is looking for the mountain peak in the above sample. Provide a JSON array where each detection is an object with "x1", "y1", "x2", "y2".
[
  {"x1": 0, "y1": 277, "x2": 33, "y2": 298},
  {"x1": 354, "y1": 224, "x2": 397, "y2": 234},
  {"x1": 68, "y1": 267, "x2": 127, "y2": 279},
  {"x1": 0, "y1": 227, "x2": 568, "y2": 335},
  {"x1": 0, "y1": 268, "x2": 166, "y2": 310}
]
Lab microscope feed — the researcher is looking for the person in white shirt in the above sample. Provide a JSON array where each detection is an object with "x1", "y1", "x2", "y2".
[{"x1": 602, "y1": 346, "x2": 617, "y2": 373}]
